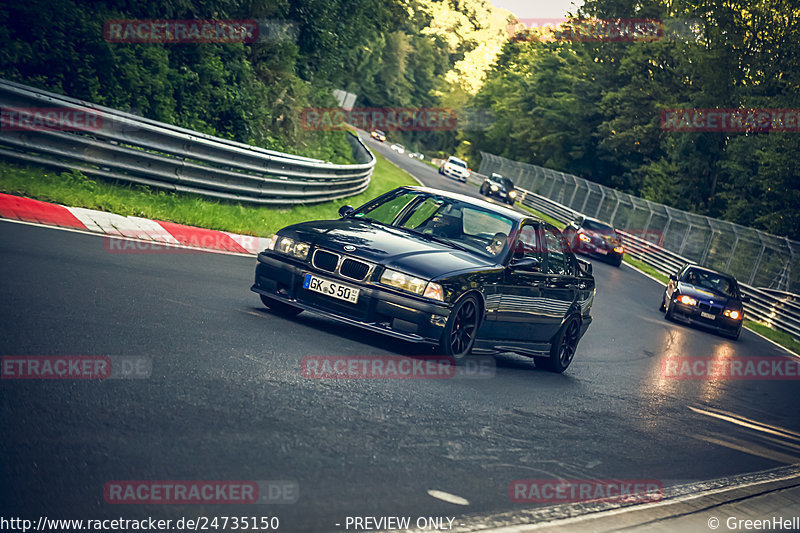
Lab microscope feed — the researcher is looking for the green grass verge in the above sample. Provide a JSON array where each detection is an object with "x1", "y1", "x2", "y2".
[
  {"x1": 0, "y1": 152, "x2": 416, "y2": 237},
  {"x1": 743, "y1": 321, "x2": 800, "y2": 354},
  {"x1": 515, "y1": 203, "x2": 567, "y2": 229},
  {"x1": 622, "y1": 255, "x2": 670, "y2": 284}
]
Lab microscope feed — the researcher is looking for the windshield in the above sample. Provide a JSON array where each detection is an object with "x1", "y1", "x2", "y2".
[
  {"x1": 448, "y1": 158, "x2": 467, "y2": 168},
  {"x1": 682, "y1": 269, "x2": 738, "y2": 297},
  {"x1": 583, "y1": 219, "x2": 616, "y2": 235},
  {"x1": 352, "y1": 190, "x2": 514, "y2": 258}
]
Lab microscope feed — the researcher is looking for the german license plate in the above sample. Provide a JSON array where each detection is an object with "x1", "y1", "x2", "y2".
[
  {"x1": 700, "y1": 311, "x2": 715, "y2": 320},
  {"x1": 595, "y1": 249, "x2": 607, "y2": 255},
  {"x1": 303, "y1": 273, "x2": 359, "y2": 304}
]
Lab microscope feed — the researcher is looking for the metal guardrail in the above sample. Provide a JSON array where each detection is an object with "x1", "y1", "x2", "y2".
[
  {"x1": 0, "y1": 78, "x2": 375, "y2": 205},
  {"x1": 498, "y1": 181, "x2": 800, "y2": 341}
]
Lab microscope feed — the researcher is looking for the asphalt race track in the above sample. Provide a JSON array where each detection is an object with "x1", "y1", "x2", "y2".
[{"x1": 1, "y1": 139, "x2": 799, "y2": 531}]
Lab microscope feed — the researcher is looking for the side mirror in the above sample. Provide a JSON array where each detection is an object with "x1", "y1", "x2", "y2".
[
  {"x1": 669, "y1": 273, "x2": 677, "y2": 281},
  {"x1": 577, "y1": 259, "x2": 592, "y2": 275},
  {"x1": 742, "y1": 295, "x2": 751, "y2": 303},
  {"x1": 338, "y1": 205, "x2": 354, "y2": 218},
  {"x1": 510, "y1": 257, "x2": 541, "y2": 272}
]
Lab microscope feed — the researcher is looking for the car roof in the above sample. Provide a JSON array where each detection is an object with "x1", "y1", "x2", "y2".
[
  {"x1": 580, "y1": 215, "x2": 614, "y2": 227},
  {"x1": 683, "y1": 264, "x2": 737, "y2": 281},
  {"x1": 403, "y1": 186, "x2": 529, "y2": 222}
]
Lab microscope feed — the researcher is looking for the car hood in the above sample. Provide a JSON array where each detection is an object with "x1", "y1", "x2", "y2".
[
  {"x1": 677, "y1": 282, "x2": 735, "y2": 306},
  {"x1": 280, "y1": 219, "x2": 495, "y2": 279}
]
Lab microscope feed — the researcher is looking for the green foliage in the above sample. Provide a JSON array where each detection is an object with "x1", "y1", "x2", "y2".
[{"x1": 465, "y1": 0, "x2": 800, "y2": 240}]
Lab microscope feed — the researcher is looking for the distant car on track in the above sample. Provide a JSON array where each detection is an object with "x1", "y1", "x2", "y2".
[
  {"x1": 563, "y1": 215, "x2": 624, "y2": 267},
  {"x1": 480, "y1": 173, "x2": 517, "y2": 205},
  {"x1": 370, "y1": 130, "x2": 387, "y2": 142},
  {"x1": 661, "y1": 264, "x2": 750, "y2": 340},
  {"x1": 390, "y1": 143, "x2": 405, "y2": 154},
  {"x1": 439, "y1": 156, "x2": 470, "y2": 182},
  {"x1": 408, "y1": 152, "x2": 424, "y2": 160},
  {"x1": 251, "y1": 186, "x2": 595, "y2": 371}
]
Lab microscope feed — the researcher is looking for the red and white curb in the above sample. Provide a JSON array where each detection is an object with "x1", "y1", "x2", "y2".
[{"x1": 0, "y1": 193, "x2": 271, "y2": 256}]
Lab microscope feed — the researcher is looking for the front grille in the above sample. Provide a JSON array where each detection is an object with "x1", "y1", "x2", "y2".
[
  {"x1": 340, "y1": 258, "x2": 370, "y2": 281},
  {"x1": 698, "y1": 303, "x2": 721, "y2": 315},
  {"x1": 312, "y1": 250, "x2": 338, "y2": 272}
]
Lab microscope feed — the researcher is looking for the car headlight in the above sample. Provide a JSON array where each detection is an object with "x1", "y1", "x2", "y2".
[
  {"x1": 491, "y1": 184, "x2": 499, "y2": 192},
  {"x1": 613, "y1": 246, "x2": 624, "y2": 253},
  {"x1": 723, "y1": 309, "x2": 742, "y2": 320},
  {"x1": 678, "y1": 295, "x2": 697, "y2": 306},
  {"x1": 509, "y1": 190, "x2": 517, "y2": 197},
  {"x1": 380, "y1": 268, "x2": 427, "y2": 295},
  {"x1": 578, "y1": 233, "x2": 591, "y2": 243},
  {"x1": 274, "y1": 236, "x2": 310, "y2": 260},
  {"x1": 381, "y1": 269, "x2": 443, "y2": 301}
]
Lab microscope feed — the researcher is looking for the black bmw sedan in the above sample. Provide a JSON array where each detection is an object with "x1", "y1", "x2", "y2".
[
  {"x1": 661, "y1": 264, "x2": 750, "y2": 340},
  {"x1": 479, "y1": 173, "x2": 517, "y2": 205},
  {"x1": 251, "y1": 186, "x2": 595, "y2": 372}
]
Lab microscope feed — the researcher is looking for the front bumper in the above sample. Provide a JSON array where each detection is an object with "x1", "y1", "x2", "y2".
[
  {"x1": 251, "y1": 252, "x2": 450, "y2": 344},
  {"x1": 485, "y1": 189, "x2": 515, "y2": 202},
  {"x1": 575, "y1": 240, "x2": 622, "y2": 261},
  {"x1": 670, "y1": 301, "x2": 742, "y2": 335},
  {"x1": 442, "y1": 167, "x2": 468, "y2": 182}
]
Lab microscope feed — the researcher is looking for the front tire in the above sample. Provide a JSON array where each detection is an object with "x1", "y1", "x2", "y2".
[
  {"x1": 664, "y1": 296, "x2": 674, "y2": 320},
  {"x1": 539, "y1": 316, "x2": 581, "y2": 373},
  {"x1": 480, "y1": 183, "x2": 488, "y2": 195},
  {"x1": 260, "y1": 295, "x2": 302, "y2": 317},
  {"x1": 439, "y1": 295, "x2": 480, "y2": 360}
]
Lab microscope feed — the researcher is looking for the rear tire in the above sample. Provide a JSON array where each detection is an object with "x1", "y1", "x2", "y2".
[
  {"x1": 260, "y1": 295, "x2": 302, "y2": 317},
  {"x1": 439, "y1": 295, "x2": 480, "y2": 360},
  {"x1": 539, "y1": 316, "x2": 580, "y2": 373},
  {"x1": 612, "y1": 255, "x2": 622, "y2": 267},
  {"x1": 480, "y1": 184, "x2": 488, "y2": 195},
  {"x1": 659, "y1": 293, "x2": 666, "y2": 312}
]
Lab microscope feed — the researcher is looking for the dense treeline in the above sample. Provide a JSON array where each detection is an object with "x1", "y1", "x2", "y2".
[
  {"x1": 0, "y1": 0, "x2": 488, "y2": 162},
  {"x1": 465, "y1": 0, "x2": 800, "y2": 240}
]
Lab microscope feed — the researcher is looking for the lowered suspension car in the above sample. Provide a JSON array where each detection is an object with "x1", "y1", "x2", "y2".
[
  {"x1": 479, "y1": 173, "x2": 518, "y2": 205},
  {"x1": 661, "y1": 264, "x2": 750, "y2": 340},
  {"x1": 563, "y1": 215, "x2": 624, "y2": 267},
  {"x1": 251, "y1": 186, "x2": 595, "y2": 372}
]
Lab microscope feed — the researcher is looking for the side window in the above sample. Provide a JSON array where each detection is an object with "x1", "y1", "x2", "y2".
[
  {"x1": 544, "y1": 228, "x2": 571, "y2": 275},
  {"x1": 514, "y1": 224, "x2": 543, "y2": 260}
]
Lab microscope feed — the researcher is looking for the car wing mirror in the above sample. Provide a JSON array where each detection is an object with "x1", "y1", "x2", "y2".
[
  {"x1": 669, "y1": 273, "x2": 677, "y2": 281},
  {"x1": 510, "y1": 257, "x2": 541, "y2": 272},
  {"x1": 577, "y1": 258, "x2": 592, "y2": 275},
  {"x1": 742, "y1": 295, "x2": 751, "y2": 303},
  {"x1": 338, "y1": 205, "x2": 354, "y2": 218}
]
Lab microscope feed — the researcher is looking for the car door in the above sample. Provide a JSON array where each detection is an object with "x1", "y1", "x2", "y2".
[
  {"x1": 540, "y1": 227, "x2": 579, "y2": 337},
  {"x1": 485, "y1": 223, "x2": 551, "y2": 343}
]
